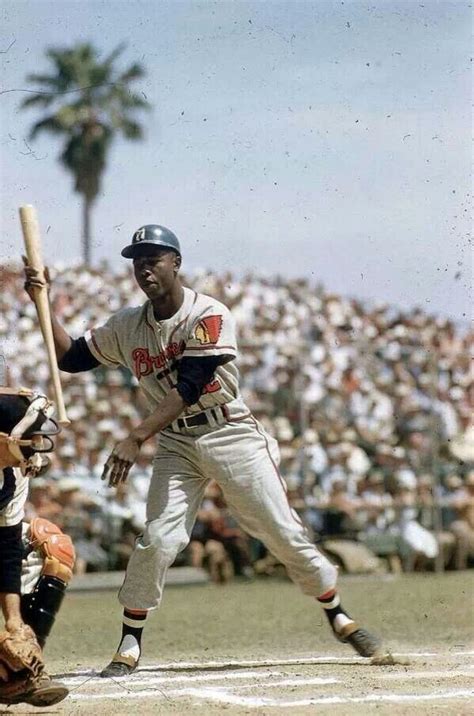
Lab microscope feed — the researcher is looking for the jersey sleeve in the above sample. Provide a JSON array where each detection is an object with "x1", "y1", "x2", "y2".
[
  {"x1": 85, "y1": 314, "x2": 124, "y2": 367},
  {"x1": 58, "y1": 337, "x2": 101, "y2": 373},
  {"x1": 183, "y1": 304, "x2": 237, "y2": 359}
]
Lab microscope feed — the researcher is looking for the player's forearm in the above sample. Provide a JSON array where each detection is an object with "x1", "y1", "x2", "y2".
[
  {"x1": 0, "y1": 523, "x2": 22, "y2": 597},
  {"x1": 49, "y1": 311, "x2": 73, "y2": 361},
  {"x1": 130, "y1": 388, "x2": 186, "y2": 443},
  {"x1": 0, "y1": 593, "x2": 23, "y2": 630},
  {"x1": 0, "y1": 535, "x2": 25, "y2": 626}
]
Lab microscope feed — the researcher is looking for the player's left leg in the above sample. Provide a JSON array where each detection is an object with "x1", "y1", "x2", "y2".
[
  {"x1": 200, "y1": 418, "x2": 381, "y2": 658},
  {"x1": 101, "y1": 440, "x2": 209, "y2": 678}
]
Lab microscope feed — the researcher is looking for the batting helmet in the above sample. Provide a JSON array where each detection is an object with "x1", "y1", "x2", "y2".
[{"x1": 121, "y1": 224, "x2": 181, "y2": 259}]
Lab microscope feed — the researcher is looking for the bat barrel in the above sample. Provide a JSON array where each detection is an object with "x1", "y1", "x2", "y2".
[
  {"x1": 19, "y1": 205, "x2": 70, "y2": 426},
  {"x1": 20, "y1": 205, "x2": 45, "y2": 276}
]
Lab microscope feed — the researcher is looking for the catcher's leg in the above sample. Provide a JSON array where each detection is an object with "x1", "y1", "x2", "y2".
[
  {"x1": 189, "y1": 540, "x2": 205, "y2": 568},
  {"x1": 204, "y1": 539, "x2": 233, "y2": 583},
  {"x1": 20, "y1": 518, "x2": 75, "y2": 647}
]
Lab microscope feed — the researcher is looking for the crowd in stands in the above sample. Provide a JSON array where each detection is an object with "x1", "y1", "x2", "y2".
[{"x1": 1, "y1": 261, "x2": 472, "y2": 578}]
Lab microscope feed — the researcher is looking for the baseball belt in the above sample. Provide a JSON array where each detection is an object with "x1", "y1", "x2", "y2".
[{"x1": 175, "y1": 406, "x2": 227, "y2": 430}]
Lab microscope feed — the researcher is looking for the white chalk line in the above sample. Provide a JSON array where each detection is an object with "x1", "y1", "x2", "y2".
[
  {"x1": 63, "y1": 668, "x2": 474, "y2": 695},
  {"x1": 66, "y1": 671, "x2": 474, "y2": 696},
  {"x1": 61, "y1": 650, "x2": 474, "y2": 708},
  {"x1": 178, "y1": 687, "x2": 474, "y2": 707},
  {"x1": 62, "y1": 669, "x2": 287, "y2": 687},
  {"x1": 58, "y1": 649, "x2": 474, "y2": 680},
  {"x1": 68, "y1": 686, "x2": 474, "y2": 706}
]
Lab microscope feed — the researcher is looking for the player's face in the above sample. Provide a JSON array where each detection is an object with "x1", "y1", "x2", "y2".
[{"x1": 133, "y1": 251, "x2": 180, "y2": 299}]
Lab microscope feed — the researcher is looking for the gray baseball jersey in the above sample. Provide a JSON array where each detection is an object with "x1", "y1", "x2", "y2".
[{"x1": 85, "y1": 287, "x2": 245, "y2": 417}]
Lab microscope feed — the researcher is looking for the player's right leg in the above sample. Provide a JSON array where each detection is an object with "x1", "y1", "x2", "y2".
[
  {"x1": 101, "y1": 442, "x2": 208, "y2": 677},
  {"x1": 203, "y1": 418, "x2": 382, "y2": 658}
]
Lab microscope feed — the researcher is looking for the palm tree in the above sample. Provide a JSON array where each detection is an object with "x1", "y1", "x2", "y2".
[{"x1": 21, "y1": 43, "x2": 150, "y2": 265}]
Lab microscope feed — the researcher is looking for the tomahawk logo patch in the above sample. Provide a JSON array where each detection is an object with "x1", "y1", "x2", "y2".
[{"x1": 194, "y1": 315, "x2": 223, "y2": 345}]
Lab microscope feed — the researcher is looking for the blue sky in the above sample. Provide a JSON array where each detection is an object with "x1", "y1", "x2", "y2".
[{"x1": 1, "y1": 0, "x2": 471, "y2": 318}]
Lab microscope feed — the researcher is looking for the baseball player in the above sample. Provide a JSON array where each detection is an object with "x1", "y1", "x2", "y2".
[
  {"x1": 24, "y1": 224, "x2": 382, "y2": 677},
  {"x1": 0, "y1": 375, "x2": 74, "y2": 706}
]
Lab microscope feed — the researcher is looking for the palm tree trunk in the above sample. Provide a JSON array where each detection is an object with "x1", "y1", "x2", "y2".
[{"x1": 82, "y1": 196, "x2": 92, "y2": 266}]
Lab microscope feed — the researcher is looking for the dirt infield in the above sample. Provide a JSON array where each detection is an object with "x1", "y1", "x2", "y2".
[
  {"x1": 51, "y1": 651, "x2": 474, "y2": 715},
  {"x1": 5, "y1": 571, "x2": 473, "y2": 714}
]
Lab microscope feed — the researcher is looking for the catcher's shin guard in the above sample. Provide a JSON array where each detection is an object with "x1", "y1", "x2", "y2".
[
  {"x1": 21, "y1": 518, "x2": 75, "y2": 647},
  {"x1": 21, "y1": 575, "x2": 67, "y2": 647}
]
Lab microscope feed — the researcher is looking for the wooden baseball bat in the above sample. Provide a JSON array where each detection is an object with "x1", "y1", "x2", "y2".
[{"x1": 19, "y1": 205, "x2": 70, "y2": 426}]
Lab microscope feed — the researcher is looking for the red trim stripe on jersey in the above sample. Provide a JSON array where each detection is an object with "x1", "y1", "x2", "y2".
[
  {"x1": 144, "y1": 302, "x2": 156, "y2": 332},
  {"x1": 183, "y1": 345, "x2": 237, "y2": 353},
  {"x1": 90, "y1": 331, "x2": 119, "y2": 365}
]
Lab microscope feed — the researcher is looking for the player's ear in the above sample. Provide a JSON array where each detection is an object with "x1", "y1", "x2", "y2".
[{"x1": 174, "y1": 254, "x2": 182, "y2": 273}]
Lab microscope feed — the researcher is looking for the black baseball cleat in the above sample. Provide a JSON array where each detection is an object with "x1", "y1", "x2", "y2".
[
  {"x1": 334, "y1": 623, "x2": 382, "y2": 658},
  {"x1": 100, "y1": 653, "x2": 139, "y2": 678}
]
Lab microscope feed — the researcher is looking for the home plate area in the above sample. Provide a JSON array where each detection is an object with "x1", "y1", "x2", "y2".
[{"x1": 60, "y1": 652, "x2": 474, "y2": 715}]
